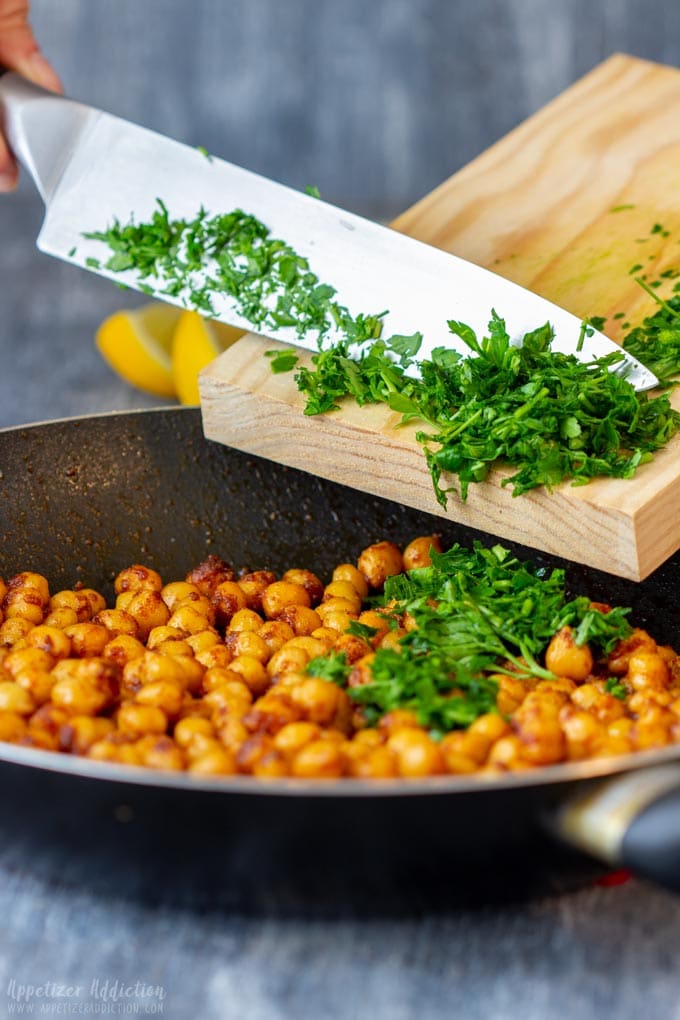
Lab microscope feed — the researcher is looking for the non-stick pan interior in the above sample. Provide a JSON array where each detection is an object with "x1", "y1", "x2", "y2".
[{"x1": 0, "y1": 407, "x2": 677, "y2": 639}]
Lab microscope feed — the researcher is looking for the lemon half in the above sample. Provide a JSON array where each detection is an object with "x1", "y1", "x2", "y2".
[
  {"x1": 96, "y1": 303, "x2": 182, "y2": 398},
  {"x1": 172, "y1": 311, "x2": 244, "y2": 405}
]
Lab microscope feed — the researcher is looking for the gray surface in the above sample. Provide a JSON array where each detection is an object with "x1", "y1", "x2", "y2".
[
  {"x1": 0, "y1": 873, "x2": 679, "y2": 1020},
  {"x1": 2, "y1": 2, "x2": 680, "y2": 1018}
]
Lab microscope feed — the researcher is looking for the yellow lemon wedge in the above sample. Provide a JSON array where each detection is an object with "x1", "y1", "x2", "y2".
[
  {"x1": 95, "y1": 303, "x2": 182, "y2": 398},
  {"x1": 171, "y1": 310, "x2": 245, "y2": 405}
]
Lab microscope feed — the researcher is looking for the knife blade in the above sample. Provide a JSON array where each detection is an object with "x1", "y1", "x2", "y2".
[{"x1": 0, "y1": 72, "x2": 658, "y2": 390}]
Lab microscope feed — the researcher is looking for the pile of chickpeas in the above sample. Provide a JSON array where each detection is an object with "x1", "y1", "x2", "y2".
[{"x1": 0, "y1": 535, "x2": 678, "y2": 780}]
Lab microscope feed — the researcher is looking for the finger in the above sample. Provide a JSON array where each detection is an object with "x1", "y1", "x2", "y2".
[
  {"x1": 0, "y1": 133, "x2": 18, "y2": 191},
  {"x1": 0, "y1": 14, "x2": 63, "y2": 93},
  {"x1": 11, "y1": 48, "x2": 63, "y2": 93}
]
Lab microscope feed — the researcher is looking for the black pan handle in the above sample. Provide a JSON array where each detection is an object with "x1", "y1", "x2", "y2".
[{"x1": 552, "y1": 763, "x2": 680, "y2": 892}]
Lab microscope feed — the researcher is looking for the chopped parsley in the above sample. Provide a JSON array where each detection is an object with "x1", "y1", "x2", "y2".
[
  {"x1": 623, "y1": 280, "x2": 680, "y2": 387},
  {"x1": 84, "y1": 202, "x2": 680, "y2": 504},
  {"x1": 292, "y1": 313, "x2": 679, "y2": 503},
  {"x1": 605, "y1": 677, "x2": 628, "y2": 701},
  {"x1": 83, "y1": 199, "x2": 385, "y2": 346},
  {"x1": 305, "y1": 541, "x2": 633, "y2": 733}
]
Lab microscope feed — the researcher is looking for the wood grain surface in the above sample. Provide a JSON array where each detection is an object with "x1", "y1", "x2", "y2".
[{"x1": 201, "y1": 55, "x2": 680, "y2": 581}]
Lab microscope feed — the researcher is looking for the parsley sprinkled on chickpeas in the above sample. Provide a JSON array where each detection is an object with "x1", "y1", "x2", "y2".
[{"x1": 1, "y1": 539, "x2": 678, "y2": 779}]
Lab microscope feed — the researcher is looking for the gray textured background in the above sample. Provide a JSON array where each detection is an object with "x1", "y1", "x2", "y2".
[{"x1": 2, "y1": 3, "x2": 680, "y2": 1018}]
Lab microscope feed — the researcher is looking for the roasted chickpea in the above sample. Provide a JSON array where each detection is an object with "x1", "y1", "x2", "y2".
[
  {"x1": 174, "y1": 716, "x2": 215, "y2": 749},
  {"x1": 0, "y1": 617, "x2": 34, "y2": 647},
  {"x1": 350, "y1": 745, "x2": 398, "y2": 779},
  {"x1": 185, "y1": 555, "x2": 235, "y2": 596},
  {"x1": 135, "y1": 680, "x2": 184, "y2": 717},
  {"x1": 189, "y1": 747, "x2": 238, "y2": 775},
  {"x1": 154, "y1": 638, "x2": 195, "y2": 659},
  {"x1": 114, "y1": 565, "x2": 163, "y2": 595},
  {"x1": 0, "y1": 681, "x2": 35, "y2": 715},
  {"x1": 202, "y1": 668, "x2": 251, "y2": 697},
  {"x1": 332, "y1": 633, "x2": 372, "y2": 664},
  {"x1": 257, "y1": 620, "x2": 296, "y2": 654},
  {"x1": 243, "y1": 691, "x2": 300, "y2": 734},
  {"x1": 281, "y1": 569, "x2": 324, "y2": 605},
  {"x1": 4, "y1": 588, "x2": 45, "y2": 624},
  {"x1": 332, "y1": 563, "x2": 369, "y2": 600},
  {"x1": 402, "y1": 535, "x2": 442, "y2": 572},
  {"x1": 15, "y1": 669, "x2": 54, "y2": 706},
  {"x1": 204, "y1": 681, "x2": 253, "y2": 717},
  {"x1": 59, "y1": 716, "x2": 115, "y2": 754},
  {"x1": 49, "y1": 590, "x2": 96, "y2": 622},
  {"x1": 267, "y1": 644, "x2": 312, "y2": 680},
  {"x1": 43, "y1": 607, "x2": 79, "y2": 629},
  {"x1": 276, "y1": 605, "x2": 323, "y2": 637},
  {"x1": 161, "y1": 581, "x2": 202, "y2": 613},
  {"x1": 627, "y1": 652, "x2": 670, "y2": 691},
  {"x1": 6, "y1": 571, "x2": 49, "y2": 602},
  {"x1": 64, "y1": 623, "x2": 110, "y2": 658},
  {"x1": 25, "y1": 624, "x2": 72, "y2": 659},
  {"x1": 216, "y1": 715, "x2": 250, "y2": 753},
  {"x1": 322, "y1": 580, "x2": 363, "y2": 614},
  {"x1": 314, "y1": 607, "x2": 356, "y2": 633},
  {"x1": 261, "y1": 580, "x2": 311, "y2": 619},
  {"x1": 117, "y1": 702, "x2": 168, "y2": 737},
  {"x1": 486, "y1": 734, "x2": 527, "y2": 770},
  {"x1": 228, "y1": 655, "x2": 270, "y2": 696},
  {"x1": 92, "y1": 609, "x2": 139, "y2": 639},
  {"x1": 0, "y1": 710, "x2": 27, "y2": 743},
  {"x1": 358, "y1": 541, "x2": 403, "y2": 589},
  {"x1": 78, "y1": 589, "x2": 107, "y2": 617},
  {"x1": 121, "y1": 651, "x2": 187, "y2": 697},
  {"x1": 559, "y1": 704, "x2": 604, "y2": 760},
  {"x1": 186, "y1": 630, "x2": 222, "y2": 655},
  {"x1": 136, "y1": 735, "x2": 185, "y2": 771},
  {"x1": 228, "y1": 609, "x2": 264, "y2": 634},
  {"x1": 3, "y1": 647, "x2": 54, "y2": 679},
  {"x1": 51, "y1": 676, "x2": 110, "y2": 716},
  {"x1": 103, "y1": 634, "x2": 146, "y2": 669},
  {"x1": 126, "y1": 589, "x2": 170, "y2": 641},
  {"x1": 224, "y1": 631, "x2": 270, "y2": 664},
  {"x1": 512, "y1": 697, "x2": 565, "y2": 765},
  {"x1": 168, "y1": 604, "x2": 214, "y2": 635},
  {"x1": 290, "y1": 739, "x2": 344, "y2": 778},
  {"x1": 211, "y1": 581, "x2": 249, "y2": 628},
  {"x1": 544, "y1": 626, "x2": 594, "y2": 681},
  {"x1": 288, "y1": 677, "x2": 352, "y2": 731},
  {"x1": 236, "y1": 571, "x2": 277, "y2": 612},
  {"x1": 608, "y1": 629, "x2": 657, "y2": 675},
  {"x1": 273, "y1": 721, "x2": 322, "y2": 758},
  {"x1": 387, "y1": 728, "x2": 444, "y2": 777},
  {"x1": 195, "y1": 644, "x2": 234, "y2": 671}
]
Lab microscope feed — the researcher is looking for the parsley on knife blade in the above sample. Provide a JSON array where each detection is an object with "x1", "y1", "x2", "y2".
[
  {"x1": 84, "y1": 202, "x2": 679, "y2": 505},
  {"x1": 83, "y1": 200, "x2": 385, "y2": 346},
  {"x1": 304, "y1": 541, "x2": 632, "y2": 734}
]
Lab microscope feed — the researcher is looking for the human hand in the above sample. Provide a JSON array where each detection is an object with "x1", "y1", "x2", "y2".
[{"x1": 0, "y1": 0, "x2": 62, "y2": 190}]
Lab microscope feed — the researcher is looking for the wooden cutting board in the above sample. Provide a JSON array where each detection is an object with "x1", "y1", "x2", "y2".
[{"x1": 200, "y1": 54, "x2": 680, "y2": 581}]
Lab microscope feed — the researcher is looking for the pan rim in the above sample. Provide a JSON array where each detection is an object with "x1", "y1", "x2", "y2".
[
  {"x1": 0, "y1": 404, "x2": 193, "y2": 435},
  {"x1": 1, "y1": 739, "x2": 679, "y2": 797}
]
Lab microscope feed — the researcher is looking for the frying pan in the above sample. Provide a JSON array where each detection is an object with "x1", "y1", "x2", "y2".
[{"x1": 1, "y1": 407, "x2": 680, "y2": 914}]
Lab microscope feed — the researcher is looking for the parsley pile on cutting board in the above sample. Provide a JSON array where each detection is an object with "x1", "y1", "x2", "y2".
[
  {"x1": 307, "y1": 541, "x2": 632, "y2": 734},
  {"x1": 85, "y1": 200, "x2": 680, "y2": 506}
]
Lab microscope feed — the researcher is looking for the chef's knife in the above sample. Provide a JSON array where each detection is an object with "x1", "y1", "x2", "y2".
[{"x1": 0, "y1": 72, "x2": 658, "y2": 390}]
